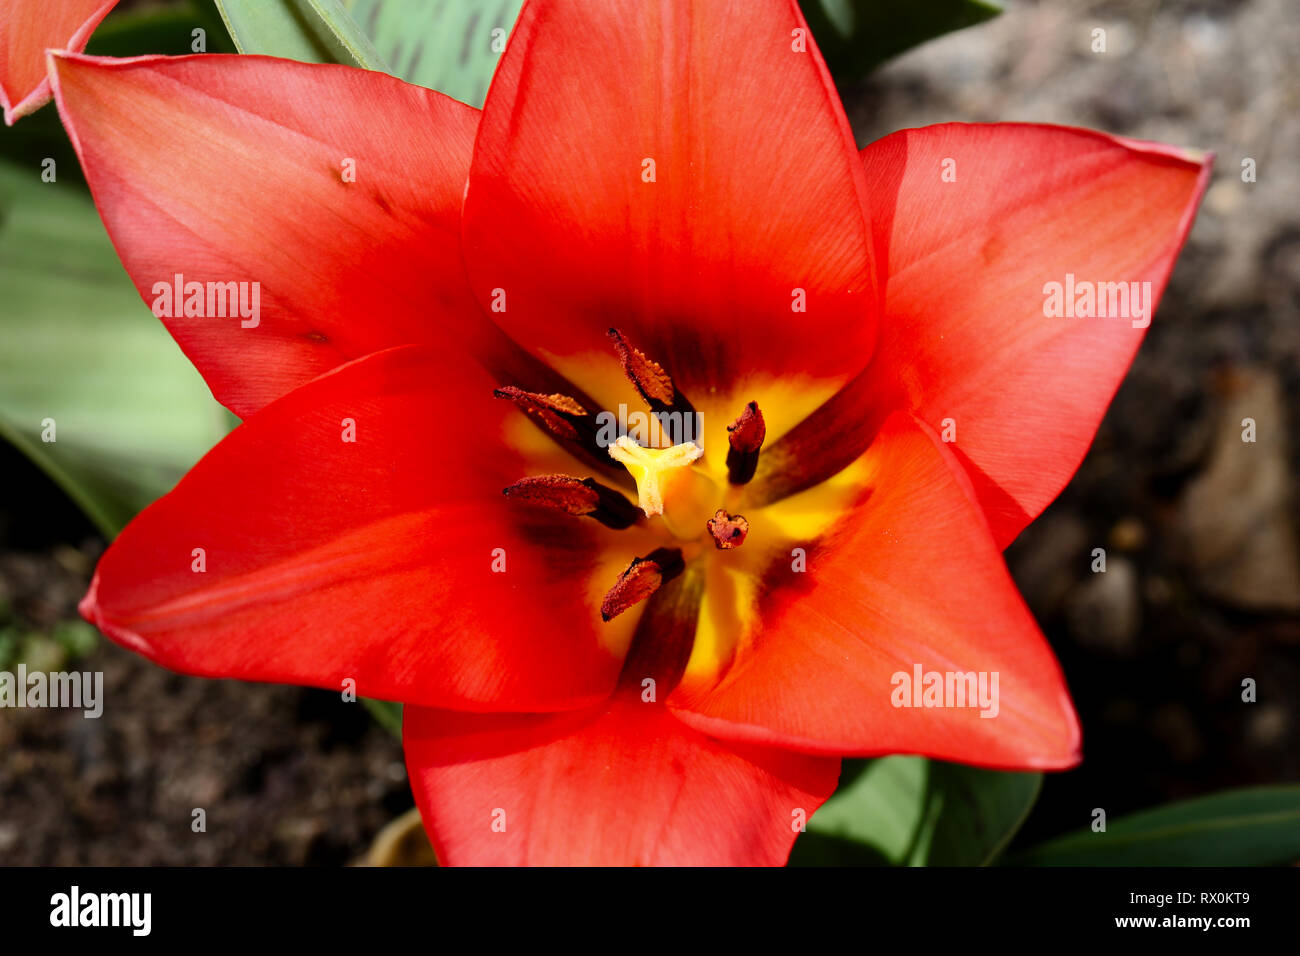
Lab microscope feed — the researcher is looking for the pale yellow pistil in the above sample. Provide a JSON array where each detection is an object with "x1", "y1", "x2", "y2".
[
  {"x1": 610, "y1": 436, "x2": 723, "y2": 543},
  {"x1": 608, "y1": 437, "x2": 704, "y2": 516}
]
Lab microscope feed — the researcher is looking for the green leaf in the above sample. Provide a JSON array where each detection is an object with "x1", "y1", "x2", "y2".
[
  {"x1": 793, "y1": 757, "x2": 929, "y2": 865},
  {"x1": 799, "y1": 0, "x2": 1002, "y2": 81},
  {"x1": 0, "y1": 161, "x2": 232, "y2": 536},
  {"x1": 343, "y1": 0, "x2": 521, "y2": 107},
  {"x1": 922, "y1": 763, "x2": 1041, "y2": 865},
  {"x1": 214, "y1": 0, "x2": 385, "y2": 69},
  {"x1": 1011, "y1": 786, "x2": 1300, "y2": 866},
  {"x1": 791, "y1": 757, "x2": 1040, "y2": 866}
]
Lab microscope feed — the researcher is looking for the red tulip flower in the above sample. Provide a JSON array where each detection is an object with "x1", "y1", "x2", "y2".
[
  {"x1": 52, "y1": 0, "x2": 1209, "y2": 864},
  {"x1": 0, "y1": 0, "x2": 117, "y2": 124}
]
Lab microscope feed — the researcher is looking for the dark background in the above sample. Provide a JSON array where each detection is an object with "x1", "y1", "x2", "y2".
[{"x1": 2, "y1": 0, "x2": 1298, "y2": 863}]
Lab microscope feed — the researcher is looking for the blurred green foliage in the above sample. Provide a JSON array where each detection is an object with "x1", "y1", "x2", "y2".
[
  {"x1": 0, "y1": 161, "x2": 235, "y2": 536},
  {"x1": 804, "y1": 0, "x2": 1002, "y2": 81},
  {"x1": 343, "y1": 0, "x2": 522, "y2": 108},
  {"x1": 1011, "y1": 786, "x2": 1300, "y2": 866},
  {"x1": 0, "y1": 598, "x2": 99, "y2": 673}
]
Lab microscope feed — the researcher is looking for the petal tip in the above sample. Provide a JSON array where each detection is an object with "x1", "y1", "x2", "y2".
[{"x1": 76, "y1": 584, "x2": 97, "y2": 626}]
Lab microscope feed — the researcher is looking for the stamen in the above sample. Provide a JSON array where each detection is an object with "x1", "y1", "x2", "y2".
[
  {"x1": 600, "y1": 547, "x2": 684, "y2": 622},
  {"x1": 607, "y1": 328, "x2": 675, "y2": 410},
  {"x1": 725, "y1": 400, "x2": 766, "y2": 485},
  {"x1": 706, "y1": 509, "x2": 750, "y2": 549},
  {"x1": 608, "y1": 436, "x2": 704, "y2": 517},
  {"x1": 502, "y1": 475, "x2": 640, "y2": 529},
  {"x1": 493, "y1": 386, "x2": 588, "y2": 441}
]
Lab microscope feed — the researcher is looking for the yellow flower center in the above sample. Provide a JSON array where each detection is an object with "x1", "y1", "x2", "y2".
[{"x1": 493, "y1": 327, "x2": 859, "y2": 652}]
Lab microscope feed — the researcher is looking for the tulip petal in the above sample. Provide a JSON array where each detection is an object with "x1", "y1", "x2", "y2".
[
  {"x1": 462, "y1": 0, "x2": 875, "y2": 419},
  {"x1": 81, "y1": 344, "x2": 649, "y2": 712},
  {"x1": 0, "y1": 0, "x2": 115, "y2": 124},
  {"x1": 404, "y1": 700, "x2": 839, "y2": 866},
  {"x1": 672, "y1": 412, "x2": 1081, "y2": 770},
  {"x1": 48, "y1": 52, "x2": 487, "y2": 418},
  {"x1": 862, "y1": 123, "x2": 1211, "y2": 547}
]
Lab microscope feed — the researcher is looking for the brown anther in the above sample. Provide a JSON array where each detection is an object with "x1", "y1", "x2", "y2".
[
  {"x1": 493, "y1": 386, "x2": 588, "y2": 441},
  {"x1": 600, "y1": 547, "x2": 684, "y2": 622},
  {"x1": 607, "y1": 327, "x2": 676, "y2": 410},
  {"x1": 706, "y1": 509, "x2": 750, "y2": 550},
  {"x1": 725, "y1": 401, "x2": 766, "y2": 484},
  {"x1": 503, "y1": 475, "x2": 639, "y2": 530}
]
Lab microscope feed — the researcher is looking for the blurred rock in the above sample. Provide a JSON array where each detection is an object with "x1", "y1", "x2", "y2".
[
  {"x1": 1109, "y1": 517, "x2": 1147, "y2": 552},
  {"x1": 1178, "y1": 367, "x2": 1300, "y2": 611},
  {"x1": 1247, "y1": 703, "x2": 1289, "y2": 749},
  {"x1": 1007, "y1": 513, "x2": 1089, "y2": 619},
  {"x1": 1066, "y1": 555, "x2": 1141, "y2": 655}
]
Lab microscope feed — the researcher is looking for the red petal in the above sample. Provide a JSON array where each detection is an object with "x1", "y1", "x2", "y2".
[
  {"x1": 48, "y1": 52, "x2": 484, "y2": 418},
  {"x1": 404, "y1": 700, "x2": 838, "y2": 866},
  {"x1": 862, "y1": 123, "x2": 1210, "y2": 547},
  {"x1": 81, "y1": 345, "x2": 638, "y2": 712},
  {"x1": 672, "y1": 412, "x2": 1081, "y2": 770},
  {"x1": 0, "y1": 0, "x2": 115, "y2": 124},
  {"x1": 462, "y1": 0, "x2": 875, "y2": 402}
]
